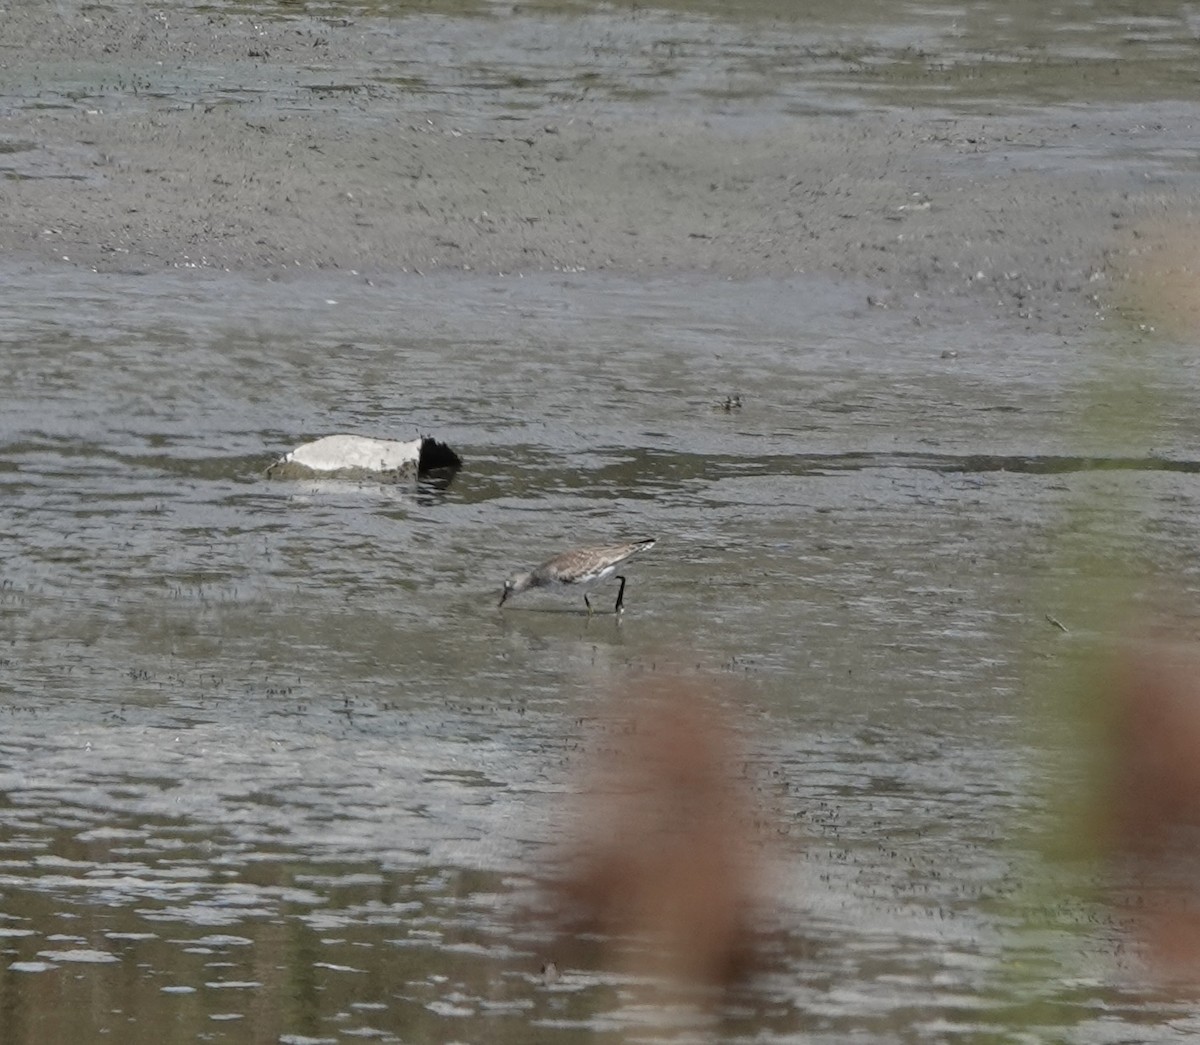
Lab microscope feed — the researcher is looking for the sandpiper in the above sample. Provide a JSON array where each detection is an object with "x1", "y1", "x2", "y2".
[{"x1": 499, "y1": 538, "x2": 657, "y2": 614}]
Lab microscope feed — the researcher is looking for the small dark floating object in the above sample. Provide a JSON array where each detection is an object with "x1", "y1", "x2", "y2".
[{"x1": 266, "y1": 435, "x2": 461, "y2": 483}]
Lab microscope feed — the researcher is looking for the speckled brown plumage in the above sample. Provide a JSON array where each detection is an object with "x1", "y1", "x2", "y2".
[{"x1": 499, "y1": 538, "x2": 656, "y2": 613}]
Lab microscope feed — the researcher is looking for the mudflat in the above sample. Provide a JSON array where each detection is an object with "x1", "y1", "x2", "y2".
[
  {"x1": 2, "y1": 2, "x2": 1194, "y2": 329},
  {"x1": 7, "y1": 5, "x2": 1200, "y2": 1042}
]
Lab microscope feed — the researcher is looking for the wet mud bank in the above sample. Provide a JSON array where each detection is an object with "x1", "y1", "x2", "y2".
[
  {"x1": 1, "y1": 4, "x2": 1196, "y2": 329},
  {"x1": 6, "y1": 4, "x2": 1200, "y2": 1042}
]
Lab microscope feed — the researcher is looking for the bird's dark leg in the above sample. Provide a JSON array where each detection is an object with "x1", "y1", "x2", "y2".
[
  {"x1": 584, "y1": 592, "x2": 593, "y2": 615},
  {"x1": 613, "y1": 575, "x2": 627, "y2": 613}
]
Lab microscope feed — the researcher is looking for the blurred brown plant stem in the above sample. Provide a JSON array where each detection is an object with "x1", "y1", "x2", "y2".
[
  {"x1": 544, "y1": 676, "x2": 767, "y2": 996},
  {"x1": 1110, "y1": 640, "x2": 1200, "y2": 978}
]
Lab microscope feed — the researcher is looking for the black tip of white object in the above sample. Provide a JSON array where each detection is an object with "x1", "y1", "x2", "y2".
[{"x1": 418, "y1": 437, "x2": 462, "y2": 476}]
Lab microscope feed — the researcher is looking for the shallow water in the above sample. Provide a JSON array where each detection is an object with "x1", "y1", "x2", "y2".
[
  {"x1": 3, "y1": 262, "x2": 1200, "y2": 1043},
  {"x1": 9, "y1": 0, "x2": 1200, "y2": 133},
  {"x1": 6, "y1": 0, "x2": 1200, "y2": 1042}
]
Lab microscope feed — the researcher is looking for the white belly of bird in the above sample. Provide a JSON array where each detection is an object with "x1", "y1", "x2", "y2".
[{"x1": 561, "y1": 563, "x2": 618, "y2": 588}]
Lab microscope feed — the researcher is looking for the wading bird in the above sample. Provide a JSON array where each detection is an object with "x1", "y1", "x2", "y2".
[{"x1": 499, "y1": 538, "x2": 657, "y2": 614}]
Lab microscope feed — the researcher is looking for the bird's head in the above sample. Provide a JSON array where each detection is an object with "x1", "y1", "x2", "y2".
[{"x1": 499, "y1": 571, "x2": 532, "y2": 607}]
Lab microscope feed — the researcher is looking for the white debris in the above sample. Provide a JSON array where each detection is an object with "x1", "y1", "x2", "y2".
[
  {"x1": 276, "y1": 435, "x2": 422, "y2": 473},
  {"x1": 266, "y1": 435, "x2": 461, "y2": 482}
]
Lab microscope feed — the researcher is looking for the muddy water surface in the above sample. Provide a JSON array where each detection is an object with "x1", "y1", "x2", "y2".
[
  {"x1": 4, "y1": 265, "x2": 1200, "y2": 1042},
  {"x1": 5, "y1": 0, "x2": 1200, "y2": 1043}
]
